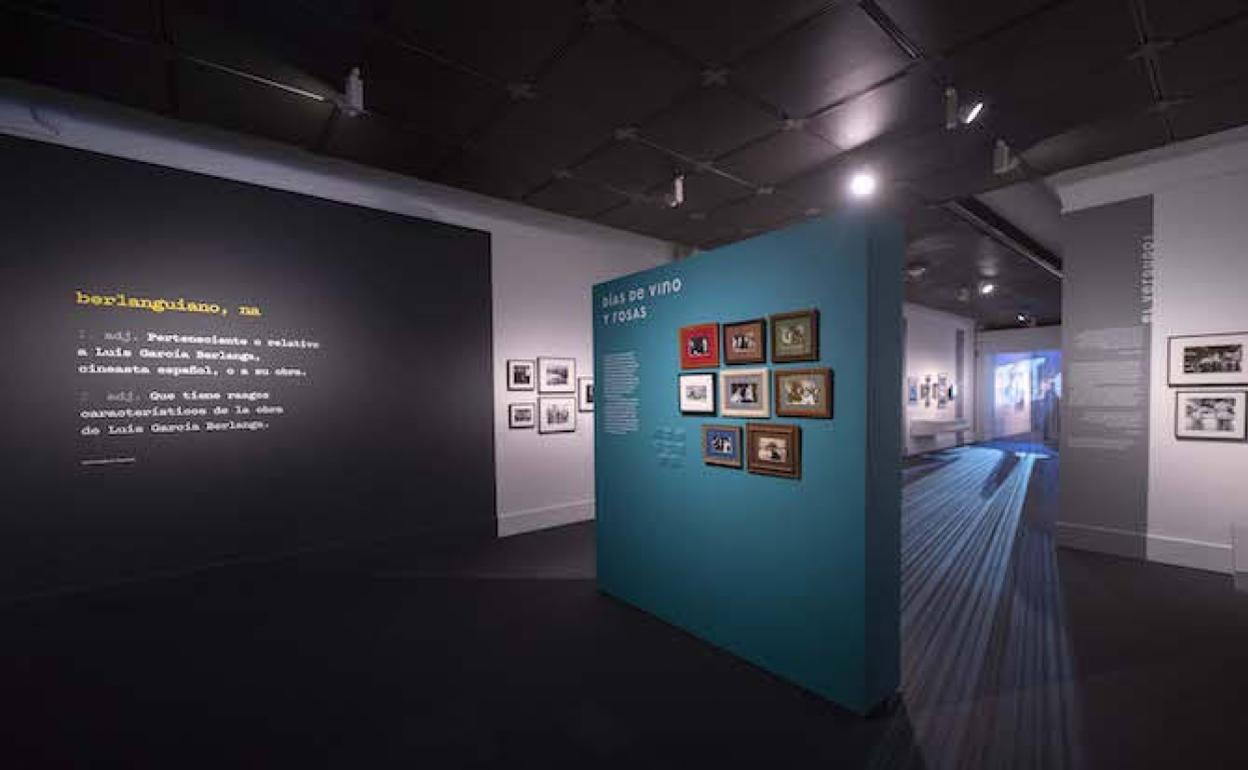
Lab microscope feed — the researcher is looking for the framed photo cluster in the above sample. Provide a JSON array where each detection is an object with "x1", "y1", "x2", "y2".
[
  {"x1": 507, "y1": 356, "x2": 592, "y2": 435},
  {"x1": 907, "y1": 372, "x2": 954, "y2": 409},
  {"x1": 1167, "y1": 333, "x2": 1248, "y2": 442},
  {"x1": 680, "y1": 309, "x2": 825, "y2": 479}
]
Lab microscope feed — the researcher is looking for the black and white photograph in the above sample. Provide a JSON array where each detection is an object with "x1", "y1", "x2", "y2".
[
  {"x1": 679, "y1": 373, "x2": 716, "y2": 414},
  {"x1": 719, "y1": 368, "x2": 770, "y2": 418},
  {"x1": 722, "y1": 319, "x2": 766, "y2": 365},
  {"x1": 507, "y1": 359, "x2": 535, "y2": 391},
  {"x1": 577, "y1": 377, "x2": 594, "y2": 412},
  {"x1": 746, "y1": 423, "x2": 800, "y2": 478},
  {"x1": 538, "y1": 357, "x2": 576, "y2": 393},
  {"x1": 508, "y1": 402, "x2": 535, "y2": 429},
  {"x1": 538, "y1": 396, "x2": 577, "y2": 434},
  {"x1": 1168, "y1": 333, "x2": 1248, "y2": 386},
  {"x1": 775, "y1": 368, "x2": 833, "y2": 418},
  {"x1": 1174, "y1": 390, "x2": 1247, "y2": 441}
]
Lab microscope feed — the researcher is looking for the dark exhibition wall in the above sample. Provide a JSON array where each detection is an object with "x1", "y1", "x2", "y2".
[
  {"x1": 594, "y1": 215, "x2": 903, "y2": 713},
  {"x1": 0, "y1": 135, "x2": 494, "y2": 600}
]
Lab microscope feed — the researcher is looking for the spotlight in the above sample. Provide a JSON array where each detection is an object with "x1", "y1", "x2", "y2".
[
  {"x1": 343, "y1": 66, "x2": 364, "y2": 116},
  {"x1": 666, "y1": 173, "x2": 686, "y2": 208},
  {"x1": 944, "y1": 87, "x2": 959, "y2": 130},
  {"x1": 848, "y1": 171, "x2": 877, "y2": 198},
  {"x1": 963, "y1": 100, "x2": 985, "y2": 124},
  {"x1": 979, "y1": 281, "x2": 996, "y2": 295}
]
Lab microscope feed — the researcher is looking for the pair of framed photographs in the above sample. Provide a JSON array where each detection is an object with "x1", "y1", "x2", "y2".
[
  {"x1": 679, "y1": 310, "x2": 819, "y2": 369},
  {"x1": 678, "y1": 368, "x2": 832, "y2": 419},
  {"x1": 702, "y1": 423, "x2": 801, "y2": 478},
  {"x1": 1167, "y1": 333, "x2": 1248, "y2": 442},
  {"x1": 509, "y1": 397, "x2": 579, "y2": 433},
  {"x1": 507, "y1": 357, "x2": 578, "y2": 394}
]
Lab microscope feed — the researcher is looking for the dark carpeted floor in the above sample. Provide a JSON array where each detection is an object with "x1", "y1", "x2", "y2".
[{"x1": 3, "y1": 444, "x2": 1247, "y2": 768}]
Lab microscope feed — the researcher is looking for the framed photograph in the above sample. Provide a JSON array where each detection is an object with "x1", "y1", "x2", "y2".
[
  {"x1": 509, "y1": 403, "x2": 535, "y2": 429},
  {"x1": 722, "y1": 318, "x2": 766, "y2": 365},
  {"x1": 907, "y1": 377, "x2": 918, "y2": 404},
  {"x1": 679, "y1": 323, "x2": 720, "y2": 369},
  {"x1": 702, "y1": 424, "x2": 743, "y2": 468},
  {"x1": 538, "y1": 396, "x2": 577, "y2": 434},
  {"x1": 1175, "y1": 390, "x2": 1247, "y2": 441},
  {"x1": 774, "y1": 368, "x2": 833, "y2": 418},
  {"x1": 770, "y1": 309, "x2": 819, "y2": 363},
  {"x1": 747, "y1": 423, "x2": 801, "y2": 478},
  {"x1": 507, "y1": 359, "x2": 535, "y2": 391},
  {"x1": 1168, "y1": 333, "x2": 1248, "y2": 386},
  {"x1": 538, "y1": 357, "x2": 576, "y2": 393},
  {"x1": 577, "y1": 377, "x2": 594, "y2": 412},
  {"x1": 719, "y1": 367, "x2": 770, "y2": 419},
  {"x1": 936, "y1": 373, "x2": 949, "y2": 408},
  {"x1": 679, "y1": 373, "x2": 717, "y2": 414}
]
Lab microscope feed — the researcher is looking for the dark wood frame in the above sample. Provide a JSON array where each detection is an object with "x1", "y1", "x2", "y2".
[
  {"x1": 701, "y1": 424, "x2": 743, "y2": 468},
  {"x1": 508, "y1": 402, "x2": 535, "y2": 429},
  {"x1": 506, "y1": 359, "x2": 535, "y2": 391},
  {"x1": 747, "y1": 423, "x2": 801, "y2": 478},
  {"x1": 678, "y1": 372, "x2": 717, "y2": 415},
  {"x1": 722, "y1": 318, "x2": 767, "y2": 365},
  {"x1": 770, "y1": 309, "x2": 819, "y2": 363},
  {"x1": 537, "y1": 357, "x2": 576, "y2": 393},
  {"x1": 679, "y1": 322, "x2": 721, "y2": 369},
  {"x1": 774, "y1": 368, "x2": 834, "y2": 418},
  {"x1": 1174, "y1": 389, "x2": 1248, "y2": 442},
  {"x1": 1167, "y1": 332, "x2": 1248, "y2": 387}
]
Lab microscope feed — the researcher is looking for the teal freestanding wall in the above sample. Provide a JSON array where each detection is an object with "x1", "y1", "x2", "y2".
[{"x1": 593, "y1": 214, "x2": 902, "y2": 714}]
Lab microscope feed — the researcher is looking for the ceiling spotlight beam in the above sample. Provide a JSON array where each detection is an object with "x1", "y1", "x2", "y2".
[{"x1": 942, "y1": 198, "x2": 1064, "y2": 280}]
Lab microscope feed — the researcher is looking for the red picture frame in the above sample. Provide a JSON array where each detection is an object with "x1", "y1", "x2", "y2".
[{"x1": 679, "y1": 323, "x2": 720, "y2": 369}]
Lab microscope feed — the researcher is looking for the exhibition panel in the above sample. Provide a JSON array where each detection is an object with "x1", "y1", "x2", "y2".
[
  {"x1": 594, "y1": 215, "x2": 903, "y2": 713},
  {"x1": 0, "y1": 135, "x2": 495, "y2": 599}
]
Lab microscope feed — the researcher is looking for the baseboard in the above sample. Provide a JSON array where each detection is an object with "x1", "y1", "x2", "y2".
[
  {"x1": 1057, "y1": 521, "x2": 1232, "y2": 574},
  {"x1": 497, "y1": 499, "x2": 595, "y2": 538}
]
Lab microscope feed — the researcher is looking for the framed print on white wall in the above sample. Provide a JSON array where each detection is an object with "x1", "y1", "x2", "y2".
[
  {"x1": 1175, "y1": 390, "x2": 1248, "y2": 441},
  {"x1": 509, "y1": 403, "x2": 536, "y2": 429},
  {"x1": 507, "y1": 359, "x2": 535, "y2": 391},
  {"x1": 577, "y1": 377, "x2": 594, "y2": 412},
  {"x1": 538, "y1": 396, "x2": 577, "y2": 434},
  {"x1": 538, "y1": 357, "x2": 576, "y2": 393},
  {"x1": 1168, "y1": 332, "x2": 1248, "y2": 386}
]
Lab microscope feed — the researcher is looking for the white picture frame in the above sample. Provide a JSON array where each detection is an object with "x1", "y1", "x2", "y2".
[
  {"x1": 678, "y1": 373, "x2": 716, "y2": 414},
  {"x1": 1175, "y1": 390, "x2": 1247, "y2": 442},
  {"x1": 538, "y1": 357, "x2": 576, "y2": 393},
  {"x1": 509, "y1": 402, "x2": 536, "y2": 429},
  {"x1": 1168, "y1": 333, "x2": 1248, "y2": 387},
  {"x1": 538, "y1": 396, "x2": 577, "y2": 434},
  {"x1": 719, "y1": 367, "x2": 770, "y2": 419}
]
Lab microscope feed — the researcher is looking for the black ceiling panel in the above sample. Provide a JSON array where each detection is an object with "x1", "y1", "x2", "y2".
[
  {"x1": 362, "y1": 42, "x2": 505, "y2": 144},
  {"x1": 874, "y1": 0, "x2": 1056, "y2": 56},
  {"x1": 525, "y1": 178, "x2": 628, "y2": 219},
  {"x1": 469, "y1": 98, "x2": 614, "y2": 189},
  {"x1": 1143, "y1": 0, "x2": 1248, "y2": 40},
  {"x1": 1021, "y1": 113, "x2": 1171, "y2": 175},
  {"x1": 323, "y1": 111, "x2": 450, "y2": 179},
  {"x1": 1160, "y1": 16, "x2": 1248, "y2": 96},
  {"x1": 940, "y1": 0, "x2": 1140, "y2": 114},
  {"x1": 716, "y1": 128, "x2": 840, "y2": 186},
  {"x1": 734, "y1": 3, "x2": 913, "y2": 118},
  {"x1": 639, "y1": 85, "x2": 779, "y2": 160},
  {"x1": 709, "y1": 192, "x2": 806, "y2": 238},
  {"x1": 1168, "y1": 77, "x2": 1248, "y2": 140},
  {"x1": 379, "y1": 0, "x2": 582, "y2": 83},
  {"x1": 1, "y1": 7, "x2": 168, "y2": 114},
  {"x1": 669, "y1": 170, "x2": 755, "y2": 215},
  {"x1": 620, "y1": 0, "x2": 833, "y2": 67},
  {"x1": 573, "y1": 140, "x2": 680, "y2": 195},
  {"x1": 539, "y1": 23, "x2": 700, "y2": 128},
  {"x1": 23, "y1": 0, "x2": 161, "y2": 41},
  {"x1": 806, "y1": 69, "x2": 945, "y2": 151},
  {"x1": 434, "y1": 146, "x2": 535, "y2": 202},
  {"x1": 594, "y1": 199, "x2": 689, "y2": 236}
]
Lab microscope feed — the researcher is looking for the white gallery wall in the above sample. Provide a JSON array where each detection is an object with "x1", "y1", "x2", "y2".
[
  {"x1": 903, "y1": 303, "x2": 976, "y2": 456},
  {"x1": 975, "y1": 325, "x2": 1063, "y2": 442},
  {"x1": 0, "y1": 79, "x2": 675, "y2": 540},
  {"x1": 1052, "y1": 124, "x2": 1248, "y2": 573}
]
